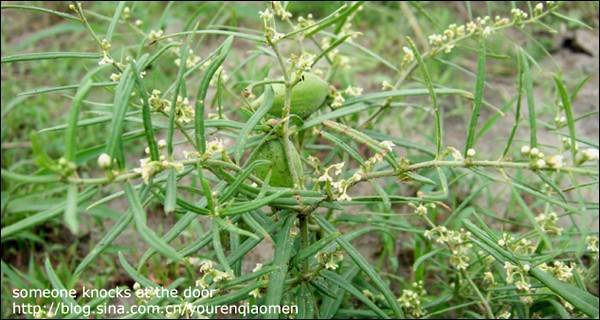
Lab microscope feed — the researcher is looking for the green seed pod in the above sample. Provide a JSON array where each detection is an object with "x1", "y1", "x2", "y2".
[
  {"x1": 252, "y1": 73, "x2": 329, "y2": 119},
  {"x1": 251, "y1": 138, "x2": 303, "y2": 188}
]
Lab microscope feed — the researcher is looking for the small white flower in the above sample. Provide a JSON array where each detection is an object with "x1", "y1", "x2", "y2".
[
  {"x1": 534, "y1": 3, "x2": 544, "y2": 15},
  {"x1": 249, "y1": 288, "x2": 261, "y2": 298},
  {"x1": 402, "y1": 46, "x2": 415, "y2": 65},
  {"x1": 98, "y1": 52, "x2": 114, "y2": 65},
  {"x1": 110, "y1": 73, "x2": 121, "y2": 82},
  {"x1": 381, "y1": 80, "x2": 394, "y2": 91},
  {"x1": 466, "y1": 148, "x2": 476, "y2": 157},
  {"x1": 379, "y1": 140, "x2": 395, "y2": 152},
  {"x1": 546, "y1": 154, "x2": 563, "y2": 169},
  {"x1": 582, "y1": 148, "x2": 599, "y2": 161},
  {"x1": 148, "y1": 29, "x2": 163, "y2": 42},
  {"x1": 344, "y1": 86, "x2": 363, "y2": 97},
  {"x1": 521, "y1": 145, "x2": 531, "y2": 155}
]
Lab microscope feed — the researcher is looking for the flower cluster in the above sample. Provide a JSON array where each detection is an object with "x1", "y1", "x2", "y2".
[
  {"x1": 56, "y1": 157, "x2": 77, "y2": 177},
  {"x1": 315, "y1": 249, "x2": 344, "y2": 270},
  {"x1": 424, "y1": 225, "x2": 473, "y2": 270},
  {"x1": 426, "y1": 15, "x2": 510, "y2": 55},
  {"x1": 328, "y1": 84, "x2": 364, "y2": 109},
  {"x1": 521, "y1": 145, "x2": 564, "y2": 169},
  {"x1": 148, "y1": 90, "x2": 195, "y2": 125},
  {"x1": 189, "y1": 259, "x2": 234, "y2": 289},
  {"x1": 401, "y1": 46, "x2": 414, "y2": 68},
  {"x1": 497, "y1": 232, "x2": 536, "y2": 255},
  {"x1": 317, "y1": 162, "x2": 356, "y2": 201},
  {"x1": 535, "y1": 212, "x2": 563, "y2": 236},
  {"x1": 287, "y1": 52, "x2": 316, "y2": 79},
  {"x1": 135, "y1": 157, "x2": 183, "y2": 184},
  {"x1": 168, "y1": 96, "x2": 195, "y2": 124},
  {"x1": 259, "y1": 8, "x2": 284, "y2": 41},
  {"x1": 504, "y1": 261, "x2": 532, "y2": 292},
  {"x1": 539, "y1": 261, "x2": 575, "y2": 282},
  {"x1": 363, "y1": 140, "x2": 395, "y2": 172},
  {"x1": 576, "y1": 148, "x2": 599, "y2": 165},
  {"x1": 397, "y1": 281, "x2": 426, "y2": 318},
  {"x1": 183, "y1": 139, "x2": 225, "y2": 161},
  {"x1": 587, "y1": 235, "x2": 599, "y2": 260},
  {"x1": 174, "y1": 48, "x2": 201, "y2": 68},
  {"x1": 148, "y1": 29, "x2": 164, "y2": 43},
  {"x1": 272, "y1": 1, "x2": 292, "y2": 21},
  {"x1": 319, "y1": 36, "x2": 353, "y2": 69}
]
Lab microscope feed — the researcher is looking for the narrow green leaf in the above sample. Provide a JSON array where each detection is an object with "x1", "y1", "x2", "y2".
[
  {"x1": 531, "y1": 269, "x2": 599, "y2": 318},
  {"x1": 105, "y1": 2, "x2": 125, "y2": 42},
  {"x1": 234, "y1": 86, "x2": 273, "y2": 163},
  {"x1": 212, "y1": 221, "x2": 233, "y2": 273},
  {"x1": 264, "y1": 212, "x2": 297, "y2": 318},
  {"x1": 521, "y1": 50, "x2": 537, "y2": 147},
  {"x1": 502, "y1": 51, "x2": 524, "y2": 157},
  {"x1": 215, "y1": 216, "x2": 259, "y2": 240},
  {"x1": 221, "y1": 190, "x2": 287, "y2": 216},
  {"x1": 124, "y1": 182, "x2": 182, "y2": 261},
  {"x1": 465, "y1": 40, "x2": 486, "y2": 154},
  {"x1": 131, "y1": 57, "x2": 159, "y2": 161},
  {"x1": 320, "y1": 270, "x2": 389, "y2": 318},
  {"x1": 195, "y1": 36, "x2": 233, "y2": 153},
  {"x1": 1, "y1": 4, "x2": 80, "y2": 21},
  {"x1": 105, "y1": 65, "x2": 135, "y2": 167},
  {"x1": 164, "y1": 168, "x2": 177, "y2": 213},
  {"x1": 554, "y1": 75, "x2": 578, "y2": 164},
  {"x1": 407, "y1": 37, "x2": 442, "y2": 157},
  {"x1": 64, "y1": 185, "x2": 79, "y2": 235},
  {"x1": 118, "y1": 252, "x2": 156, "y2": 288},
  {"x1": 292, "y1": 231, "x2": 341, "y2": 266},
  {"x1": 1, "y1": 51, "x2": 101, "y2": 63}
]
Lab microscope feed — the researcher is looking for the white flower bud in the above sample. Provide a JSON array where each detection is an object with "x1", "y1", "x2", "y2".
[
  {"x1": 536, "y1": 159, "x2": 546, "y2": 169},
  {"x1": 466, "y1": 148, "x2": 476, "y2": 157},
  {"x1": 97, "y1": 153, "x2": 112, "y2": 169}
]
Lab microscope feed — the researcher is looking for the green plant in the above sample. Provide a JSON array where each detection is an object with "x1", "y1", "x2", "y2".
[{"x1": 1, "y1": 1, "x2": 599, "y2": 319}]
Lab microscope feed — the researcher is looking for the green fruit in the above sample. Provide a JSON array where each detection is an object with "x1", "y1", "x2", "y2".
[
  {"x1": 266, "y1": 73, "x2": 329, "y2": 118},
  {"x1": 251, "y1": 139, "x2": 303, "y2": 188}
]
